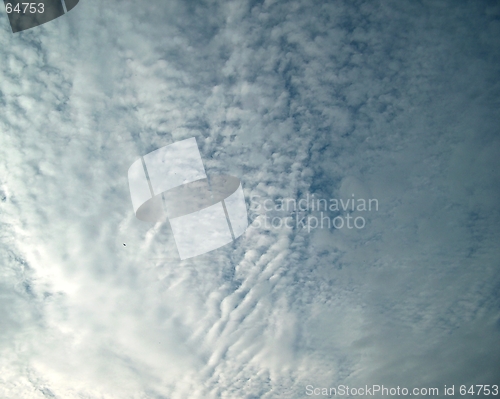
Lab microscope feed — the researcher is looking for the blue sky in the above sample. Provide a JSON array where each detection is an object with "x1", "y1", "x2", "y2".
[{"x1": 1, "y1": 0, "x2": 499, "y2": 397}]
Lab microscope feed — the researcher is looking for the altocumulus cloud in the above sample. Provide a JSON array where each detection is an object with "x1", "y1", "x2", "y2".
[{"x1": 1, "y1": 0, "x2": 500, "y2": 398}]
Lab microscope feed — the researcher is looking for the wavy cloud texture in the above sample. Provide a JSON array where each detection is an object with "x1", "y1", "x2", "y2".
[{"x1": 1, "y1": 0, "x2": 499, "y2": 397}]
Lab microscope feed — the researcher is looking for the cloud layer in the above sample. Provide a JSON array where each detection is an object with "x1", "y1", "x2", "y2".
[{"x1": 1, "y1": 0, "x2": 499, "y2": 397}]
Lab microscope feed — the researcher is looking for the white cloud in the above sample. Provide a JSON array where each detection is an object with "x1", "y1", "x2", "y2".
[{"x1": 1, "y1": 0, "x2": 500, "y2": 397}]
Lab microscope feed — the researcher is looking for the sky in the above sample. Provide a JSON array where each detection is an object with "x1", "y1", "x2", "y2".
[{"x1": 1, "y1": 0, "x2": 500, "y2": 398}]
